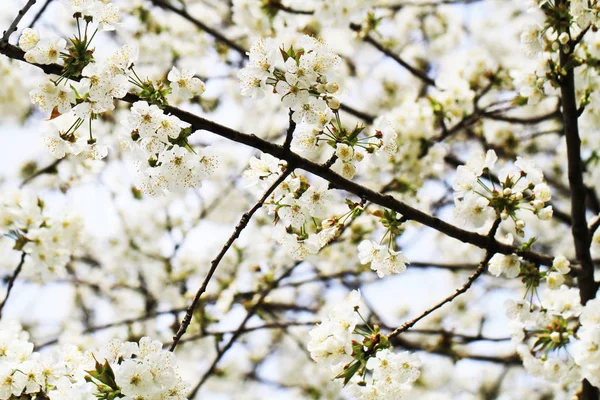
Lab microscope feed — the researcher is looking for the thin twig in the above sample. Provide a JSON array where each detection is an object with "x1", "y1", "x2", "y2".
[
  {"x1": 150, "y1": 0, "x2": 247, "y2": 57},
  {"x1": 187, "y1": 262, "x2": 297, "y2": 397},
  {"x1": 29, "y1": 0, "x2": 54, "y2": 28},
  {"x1": 20, "y1": 159, "x2": 62, "y2": 187},
  {"x1": 386, "y1": 0, "x2": 484, "y2": 9},
  {"x1": 388, "y1": 219, "x2": 500, "y2": 339},
  {"x1": 169, "y1": 168, "x2": 293, "y2": 351},
  {"x1": 1, "y1": 0, "x2": 37, "y2": 48},
  {"x1": 0, "y1": 252, "x2": 27, "y2": 319},
  {"x1": 350, "y1": 23, "x2": 437, "y2": 87},
  {"x1": 165, "y1": 321, "x2": 317, "y2": 347}
]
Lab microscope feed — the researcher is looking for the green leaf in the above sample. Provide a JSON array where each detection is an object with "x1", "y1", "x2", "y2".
[
  {"x1": 86, "y1": 358, "x2": 119, "y2": 391},
  {"x1": 334, "y1": 360, "x2": 362, "y2": 386}
]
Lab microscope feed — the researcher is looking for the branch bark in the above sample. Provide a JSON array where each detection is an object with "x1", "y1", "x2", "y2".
[
  {"x1": 388, "y1": 219, "x2": 500, "y2": 339},
  {"x1": 0, "y1": 43, "x2": 558, "y2": 269},
  {"x1": 0, "y1": 252, "x2": 27, "y2": 319},
  {"x1": 168, "y1": 168, "x2": 293, "y2": 351},
  {"x1": 557, "y1": 3, "x2": 599, "y2": 396},
  {"x1": 1, "y1": 0, "x2": 37, "y2": 48}
]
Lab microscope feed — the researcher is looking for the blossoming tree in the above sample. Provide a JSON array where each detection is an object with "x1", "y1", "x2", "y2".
[{"x1": 0, "y1": 0, "x2": 599, "y2": 398}]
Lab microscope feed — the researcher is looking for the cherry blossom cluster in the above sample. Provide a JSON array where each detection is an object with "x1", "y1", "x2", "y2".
[
  {"x1": 120, "y1": 100, "x2": 217, "y2": 195},
  {"x1": 308, "y1": 290, "x2": 421, "y2": 399},
  {"x1": 238, "y1": 35, "x2": 340, "y2": 108},
  {"x1": 328, "y1": 116, "x2": 399, "y2": 180},
  {"x1": 22, "y1": 1, "x2": 212, "y2": 196},
  {"x1": 60, "y1": 0, "x2": 120, "y2": 29},
  {"x1": 504, "y1": 287, "x2": 600, "y2": 393},
  {"x1": 489, "y1": 253, "x2": 572, "y2": 291},
  {"x1": 244, "y1": 153, "x2": 359, "y2": 260},
  {"x1": 357, "y1": 210, "x2": 409, "y2": 278},
  {"x1": 0, "y1": 57, "x2": 30, "y2": 120},
  {"x1": 573, "y1": 298, "x2": 600, "y2": 387},
  {"x1": 453, "y1": 150, "x2": 553, "y2": 234},
  {"x1": 504, "y1": 287, "x2": 582, "y2": 389},
  {"x1": 36, "y1": 43, "x2": 136, "y2": 161},
  {"x1": 0, "y1": 321, "x2": 187, "y2": 399},
  {"x1": 0, "y1": 189, "x2": 83, "y2": 278},
  {"x1": 239, "y1": 36, "x2": 403, "y2": 179},
  {"x1": 517, "y1": 0, "x2": 600, "y2": 104},
  {"x1": 22, "y1": 7, "x2": 130, "y2": 160}
]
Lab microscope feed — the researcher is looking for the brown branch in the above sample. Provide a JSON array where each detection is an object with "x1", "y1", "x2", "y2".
[
  {"x1": 187, "y1": 262, "x2": 298, "y2": 397},
  {"x1": 271, "y1": 3, "x2": 314, "y2": 15},
  {"x1": 165, "y1": 321, "x2": 318, "y2": 347},
  {"x1": 406, "y1": 329, "x2": 510, "y2": 342},
  {"x1": 388, "y1": 219, "x2": 500, "y2": 339},
  {"x1": 338, "y1": 102, "x2": 375, "y2": 123},
  {"x1": 386, "y1": 0, "x2": 485, "y2": 9},
  {"x1": 559, "y1": 34, "x2": 598, "y2": 307},
  {"x1": 0, "y1": 252, "x2": 27, "y2": 319},
  {"x1": 0, "y1": 44, "x2": 557, "y2": 267},
  {"x1": 29, "y1": 0, "x2": 54, "y2": 28},
  {"x1": 283, "y1": 109, "x2": 295, "y2": 150},
  {"x1": 1, "y1": 0, "x2": 37, "y2": 48},
  {"x1": 168, "y1": 168, "x2": 293, "y2": 351},
  {"x1": 589, "y1": 215, "x2": 600, "y2": 237},
  {"x1": 480, "y1": 109, "x2": 561, "y2": 125},
  {"x1": 556, "y1": 5, "x2": 599, "y2": 396},
  {"x1": 150, "y1": 0, "x2": 247, "y2": 57},
  {"x1": 350, "y1": 23, "x2": 437, "y2": 87},
  {"x1": 20, "y1": 158, "x2": 62, "y2": 187}
]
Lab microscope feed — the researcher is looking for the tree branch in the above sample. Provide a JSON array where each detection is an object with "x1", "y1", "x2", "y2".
[
  {"x1": 28, "y1": 0, "x2": 54, "y2": 28},
  {"x1": 0, "y1": 44, "x2": 557, "y2": 268},
  {"x1": 557, "y1": 3, "x2": 599, "y2": 396},
  {"x1": 0, "y1": 252, "x2": 27, "y2": 319},
  {"x1": 388, "y1": 219, "x2": 500, "y2": 339},
  {"x1": 168, "y1": 168, "x2": 293, "y2": 351},
  {"x1": 1, "y1": 0, "x2": 37, "y2": 48},
  {"x1": 349, "y1": 23, "x2": 437, "y2": 87}
]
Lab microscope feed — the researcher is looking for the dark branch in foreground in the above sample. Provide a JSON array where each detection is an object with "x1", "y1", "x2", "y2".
[
  {"x1": 0, "y1": 43, "x2": 557, "y2": 269},
  {"x1": 557, "y1": 1, "x2": 599, "y2": 396},
  {"x1": 1, "y1": 0, "x2": 37, "y2": 48}
]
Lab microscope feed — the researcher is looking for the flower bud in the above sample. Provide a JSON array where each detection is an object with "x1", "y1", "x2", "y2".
[
  {"x1": 328, "y1": 97, "x2": 340, "y2": 110},
  {"x1": 516, "y1": 219, "x2": 525, "y2": 229},
  {"x1": 547, "y1": 271, "x2": 565, "y2": 290},
  {"x1": 325, "y1": 82, "x2": 339, "y2": 93},
  {"x1": 516, "y1": 228, "x2": 524, "y2": 238},
  {"x1": 537, "y1": 206, "x2": 553, "y2": 220},
  {"x1": 531, "y1": 200, "x2": 544, "y2": 210},
  {"x1": 513, "y1": 192, "x2": 523, "y2": 201}
]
